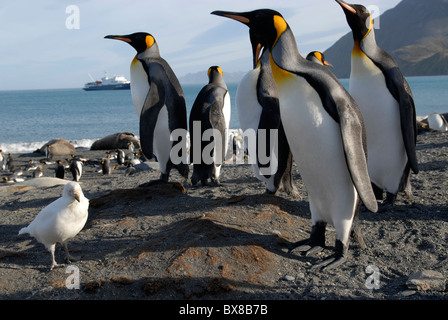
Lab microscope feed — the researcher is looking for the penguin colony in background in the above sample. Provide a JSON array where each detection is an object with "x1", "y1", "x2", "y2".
[{"x1": 7, "y1": 2, "x2": 420, "y2": 271}]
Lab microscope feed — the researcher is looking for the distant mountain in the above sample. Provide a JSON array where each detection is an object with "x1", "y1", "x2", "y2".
[
  {"x1": 324, "y1": 0, "x2": 448, "y2": 78},
  {"x1": 179, "y1": 70, "x2": 247, "y2": 85}
]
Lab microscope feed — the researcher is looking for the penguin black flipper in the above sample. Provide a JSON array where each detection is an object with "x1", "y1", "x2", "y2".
[
  {"x1": 382, "y1": 66, "x2": 419, "y2": 175},
  {"x1": 209, "y1": 98, "x2": 227, "y2": 166},
  {"x1": 335, "y1": 95, "x2": 378, "y2": 213},
  {"x1": 139, "y1": 81, "x2": 165, "y2": 160},
  {"x1": 255, "y1": 54, "x2": 282, "y2": 180}
]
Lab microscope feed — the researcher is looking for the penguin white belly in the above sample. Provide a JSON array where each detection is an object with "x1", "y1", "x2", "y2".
[
  {"x1": 278, "y1": 77, "x2": 357, "y2": 243},
  {"x1": 222, "y1": 91, "x2": 231, "y2": 156},
  {"x1": 130, "y1": 58, "x2": 150, "y2": 117},
  {"x1": 350, "y1": 56, "x2": 407, "y2": 194},
  {"x1": 428, "y1": 113, "x2": 448, "y2": 132},
  {"x1": 236, "y1": 70, "x2": 278, "y2": 191},
  {"x1": 153, "y1": 105, "x2": 171, "y2": 174},
  {"x1": 214, "y1": 92, "x2": 231, "y2": 179}
]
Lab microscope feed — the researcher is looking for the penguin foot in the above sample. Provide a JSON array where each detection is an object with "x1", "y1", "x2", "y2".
[
  {"x1": 311, "y1": 240, "x2": 348, "y2": 271},
  {"x1": 311, "y1": 254, "x2": 347, "y2": 271},
  {"x1": 289, "y1": 221, "x2": 326, "y2": 256},
  {"x1": 378, "y1": 193, "x2": 397, "y2": 213},
  {"x1": 290, "y1": 241, "x2": 325, "y2": 256}
]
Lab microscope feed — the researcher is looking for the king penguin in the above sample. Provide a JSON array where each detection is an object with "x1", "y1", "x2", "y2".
[
  {"x1": 231, "y1": 31, "x2": 297, "y2": 196},
  {"x1": 306, "y1": 51, "x2": 333, "y2": 68},
  {"x1": 336, "y1": 0, "x2": 419, "y2": 211},
  {"x1": 212, "y1": 9, "x2": 378, "y2": 270},
  {"x1": 189, "y1": 66, "x2": 231, "y2": 186},
  {"x1": 70, "y1": 158, "x2": 83, "y2": 181},
  {"x1": 105, "y1": 33, "x2": 190, "y2": 186}
]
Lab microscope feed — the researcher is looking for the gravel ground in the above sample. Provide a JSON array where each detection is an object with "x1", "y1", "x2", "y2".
[{"x1": 0, "y1": 131, "x2": 447, "y2": 310}]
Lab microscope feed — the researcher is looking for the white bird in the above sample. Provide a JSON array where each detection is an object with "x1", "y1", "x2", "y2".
[{"x1": 18, "y1": 182, "x2": 89, "y2": 270}]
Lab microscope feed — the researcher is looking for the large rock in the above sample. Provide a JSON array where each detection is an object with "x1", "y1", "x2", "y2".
[
  {"x1": 406, "y1": 270, "x2": 446, "y2": 292},
  {"x1": 90, "y1": 132, "x2": 140, "y2": 150},
  {"x1": 36, "y1": 138, "x2": 75, "y2": 157}
]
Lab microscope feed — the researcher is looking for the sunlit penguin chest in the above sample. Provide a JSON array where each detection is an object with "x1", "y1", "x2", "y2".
[
  {"x1": 349, "y1": 47, "x2": 399, "y2": 124},
  {"x1": 130, "y1": 57, "x2": 150, "y2": 117},
  {"x1": 130, "y1": 56, "x2": 171, "y2": 172},
  {"x1": 350, "y1": 47, "x2": 407, "y2": 192},
  {"x1": 270, "y1": 57, "x2": 344, "y2": 170}
]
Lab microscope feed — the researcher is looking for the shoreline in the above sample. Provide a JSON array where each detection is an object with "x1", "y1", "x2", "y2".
[
  {"x1": 0, "y1": 130, "x2": 447, "y2": 300},
  {"x1": 0, "y1": 112, "x2": 445, "y2": 154}
]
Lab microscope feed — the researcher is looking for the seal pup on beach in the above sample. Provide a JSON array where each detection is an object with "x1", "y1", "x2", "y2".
[
  {"x1": 212, "y1": 9, "x2": 377, "y2": 270},
  {"x1": 105, "y1": 33, "x2": 190, "y2": 186},
  {"x1": 18, "y1": 182, "x2": 89, "y2": 270},
  {"x1": 336, "y1": 0, "x2": 419, "y2": 211},
  {"x1": 189, "y1": 66, "x2": 231, "y2": 186}
]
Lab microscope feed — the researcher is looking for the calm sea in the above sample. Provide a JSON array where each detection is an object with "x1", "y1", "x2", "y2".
[{"x1": 0, "y1": 76, "x2": 447, "y2": 153}]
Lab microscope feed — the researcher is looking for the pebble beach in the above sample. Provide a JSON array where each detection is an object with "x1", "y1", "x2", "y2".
[{"x1": 0, "y1": 129, "x2": 447, "y2": 304}]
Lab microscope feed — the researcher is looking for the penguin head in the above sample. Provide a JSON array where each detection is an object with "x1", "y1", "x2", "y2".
[
  {"x1": 207, "y1": 66, "x2": 223, "y2": 81},
  {"x1": 336, "y1": 0, "x2": 373, "y2": 41},
  {"x1": 211, "y1": 9, "x2": 288, "y2": 68},
  {"x1": 105, "y1": 32, "x2": 156, "y2": 54},
  {"x1": 306, "y1": 51, "x2": 333, "y2": 67}
]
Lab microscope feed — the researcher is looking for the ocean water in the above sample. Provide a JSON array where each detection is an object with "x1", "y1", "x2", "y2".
[{"x1": 0, "y1": 76, "x2": 447, "y2": 153}]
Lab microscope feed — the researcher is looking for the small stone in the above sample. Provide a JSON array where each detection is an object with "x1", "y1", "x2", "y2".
[
  {"x1": 281, "y1": 275, "x2": 295, "y2": 282},
  {"x1": 400, "y1": 290, "x2": 417, "y2": 297},
  {"x1": 406, "y1": 270, "x2": 446, "y2": 292}
]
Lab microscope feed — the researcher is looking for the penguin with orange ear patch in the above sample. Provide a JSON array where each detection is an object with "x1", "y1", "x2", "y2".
[
  {"x1": 105, "y1": 33, "x2": 190, "y2": 186},
  {"x1": 212, "y1": 9, "x2": 378, "y2": 270},
  {"x1": 306, "y1": 51, "x2": 333, "y2": 68},
  {"x1": 336, "y1": 1, "x2": 418, "y2": 211},
  {"x1": 189, "y1": 66, "x2": 231, "y2": 186}
]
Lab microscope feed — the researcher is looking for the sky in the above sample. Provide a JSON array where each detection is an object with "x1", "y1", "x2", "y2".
[{"x1": 0, "y1": 0, "x2": 401, "y2": 90}]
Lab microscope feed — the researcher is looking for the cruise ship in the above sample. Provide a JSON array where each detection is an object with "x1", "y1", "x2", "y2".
[{"x1": 83, "y1": 72, "x2": 130, "y2": 91}]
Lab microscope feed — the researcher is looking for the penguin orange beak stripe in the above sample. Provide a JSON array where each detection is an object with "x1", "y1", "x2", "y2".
[
  {"x1": 223, "y1": 14, "x2": 250, "y2": 24},
  {"x1": 336, "y1": 0, "x2": 356, "y2": 14},
  {"x1": 211, "y1": 11, "x2": 250, "y2": 24}
]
